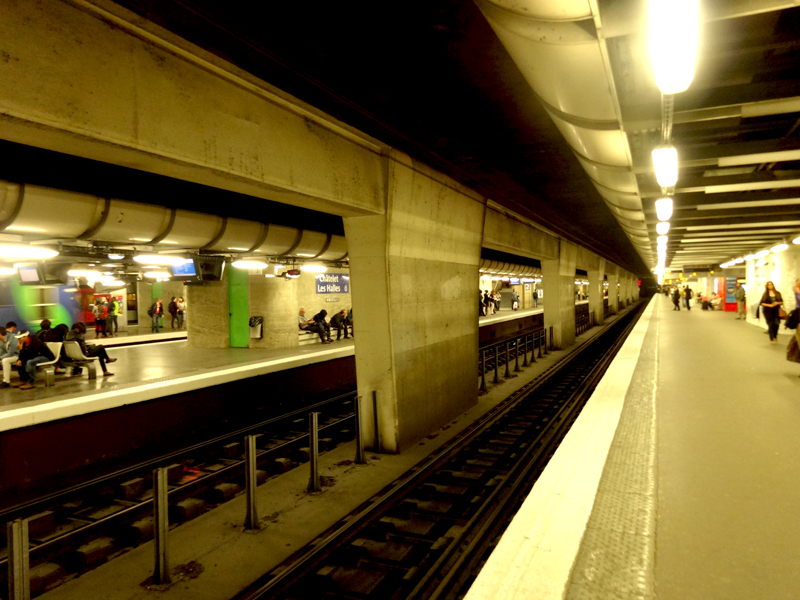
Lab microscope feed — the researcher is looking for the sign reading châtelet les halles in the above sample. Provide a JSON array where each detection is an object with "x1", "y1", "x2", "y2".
[{"x1": 316, "y1": 273, "x2": 350, "y2": 294}]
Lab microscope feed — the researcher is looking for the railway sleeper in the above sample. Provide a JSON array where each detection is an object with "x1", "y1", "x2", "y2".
[
  {"x1": 377, "y1": 516, "x2": 438, "y2": 538},
  {"x1": 313, "y1": 562, "x2": 402, "y2": 598}
]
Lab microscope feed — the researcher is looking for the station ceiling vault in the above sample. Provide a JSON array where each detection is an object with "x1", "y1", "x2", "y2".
[{"x1": 88, "y1": 1, "x2": 800, "y2": 275}]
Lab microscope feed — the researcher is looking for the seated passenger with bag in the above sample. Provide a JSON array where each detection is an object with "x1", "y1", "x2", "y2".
[
  {"x1": 65, "y1": 322, "x2": 116, "y2": 377},
  {"x1": 313, "y1": 309, "x2": 334, "y2": 343},
  {"x1": 12, "y1": 330, "x2": 55, "y2": 390},
  {"x1": 329, "y1": 309, "x2": 351, "y2": 340},
  {"x1": 298, "y1": 308, "x2": 329, "y2": 344}
]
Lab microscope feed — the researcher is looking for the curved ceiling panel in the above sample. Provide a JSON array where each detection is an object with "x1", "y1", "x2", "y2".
[
  {"x1": 256, "y1": 224, "x2": 302, "y2": 256},
  {"x1": 92, "y1": 199, "x2": 169, "y2": 244},
  {"x1": 0, "y1": 181, "x2": 21, "y2": 225},
  {"x1": 478, "y1": 19, "x2": 616, "y2": 121},
  {"x1": 487, "y1": 0, "x2": 592, "y2": 20},
  {"x1": 576, "y1": 156, "x2": 637, "y2": 193},
  {"x1": 317, "y1": 235, "x2": 348, "y2": 261},
  {"x1": 206, "y1": 217, "x2": 263, "y2": 252},
  {"x1": 603, "y1": 203, "x2": 645, "y2": 222},
  {"x1": 547, "y1": 112, "x2": 630, "y2": 167},
  {"x1": 161, "y1": 210, "x2": 223, "y2": 248},
  {"x1": 293, "y1": 230, "x2": 329, "y2": 257},
  {"x1": 593, "y1": 185, "x2": 643, "y2": 211},
  {"x1": 13, "y1": 185, "x2": 101, "y2": 239}
]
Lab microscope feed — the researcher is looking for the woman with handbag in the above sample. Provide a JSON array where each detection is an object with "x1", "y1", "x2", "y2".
[{"x1": 759, "y1": 281, "x2": 784, "y2": 344}]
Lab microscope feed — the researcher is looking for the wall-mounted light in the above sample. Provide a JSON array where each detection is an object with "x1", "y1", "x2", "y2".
[
  {"x1": 655, "y1": 197, "x2": 674, "y2": 221},
  {"x1": 648, "y1": 0, "x2": 699, "y2": 94},
  {"x1": 652, "y1": 147, "x2": 678, "y2": 188}
]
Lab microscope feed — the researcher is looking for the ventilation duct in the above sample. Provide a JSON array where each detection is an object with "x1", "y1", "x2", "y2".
[
  {"x1": 0, "y1": 180, "x2": 348, "y2": 261},
  {"x1": 474, "y1": 0, "x2": 653, "y2": 267}
]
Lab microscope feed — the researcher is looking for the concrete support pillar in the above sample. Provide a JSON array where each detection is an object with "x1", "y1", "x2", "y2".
[
  {"x1": 607, "y1": 270, "x2": 619, "y2": 314},
  {"x1": 186, "y1": 279, "x2": 230, "y2": 348},
  {"x1": 248, "y1": 273, "x2": 298, "y2": 349},
  {"x1": 344, "y1": 151, "x2": 484, "y2": 453},
  {"x1": 542, "y1": 241, "x2": 578, "y2": 350},
  {"x1": 588, "y1": 259, "x2": 605, "y2": 325}
]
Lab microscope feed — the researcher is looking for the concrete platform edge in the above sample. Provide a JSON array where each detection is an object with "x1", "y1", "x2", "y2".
[{"x1": 464, "y1": 298, "x2": 655, "y2": 600}]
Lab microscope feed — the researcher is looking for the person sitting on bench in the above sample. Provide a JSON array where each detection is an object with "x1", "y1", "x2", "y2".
[
  {"x1": 329, "y1": 309, "x2": 350, "y2": 340},
  {"x1": 65, "y1": 322, "x2": 117, "y2": 377},
  {"x1": 12, "y1": 330, "x2": 55, "y2": 390},
  {"x1": 298, "y1": 308, "x2": 329, "y2": 344}
]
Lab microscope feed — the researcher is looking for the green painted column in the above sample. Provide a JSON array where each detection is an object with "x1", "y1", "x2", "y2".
[
  {"x1": 228, "y1": 266, "x2": 250, "y2": 348},
  {"x1": 151, "y1": 281, "x2": 163, "y2": 328}
]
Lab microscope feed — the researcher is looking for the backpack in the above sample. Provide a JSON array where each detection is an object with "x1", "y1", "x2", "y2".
[
  {"x1": 147, "y1": 304, "x2": 155, "y2": 317},
  {"x1": 786, "y1": 308, "x2": 800, "y2": 330}
]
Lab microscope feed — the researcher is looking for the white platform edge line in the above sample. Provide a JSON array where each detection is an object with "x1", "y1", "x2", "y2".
[
  {"x1": 0, "y1": 346, "x2": 355, "y2": 433},
  {"x1": 464, "y1": 298, "x2": 656, "y2": 600}
]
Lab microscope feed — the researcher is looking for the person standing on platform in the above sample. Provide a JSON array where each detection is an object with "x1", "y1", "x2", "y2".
[
  {"x1": 93, "y1": 298, "x2": 108, "y2": 338},
  {"x1": 108, "y1": 297, "x2": 119, "y2": 336},
  {"x1": 148, "y1": 298, "x2": 165, "y2": 333},
  {"x1": 168, "y1": 297, "x2": 179, "y2": 329},
  {"x1": 759, "y1": 281, "x2": 784, "y2": 344},
  {"x1": 735, "y1": 282, "x2": 746, "y2": 319},
  {"x1": 495, "y1": 291, "x2": 502, "y2": 311},
  {"x1": 671, "y1": 287, "x2": 681, "y2": 310},
  {"x1": 683, "y1": 286, "x2": 693, "y2": 310},
  {"x1": 177, "y1": 297, "x2": 186, "y2": 329},
  {"x1": 510, "y1": 290, "x2": 520, "y2": 311}
]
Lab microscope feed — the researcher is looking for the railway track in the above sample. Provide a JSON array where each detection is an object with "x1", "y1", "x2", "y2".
[
  {"x1": 0, "y1": 393, "x2": 357, "y2": 597},
  {"x1": 235, "y1": 304, "x2": 643, "y2": 600}
]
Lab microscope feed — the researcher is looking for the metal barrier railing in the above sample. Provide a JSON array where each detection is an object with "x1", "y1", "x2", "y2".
[{"x1": 479, "y1": 328, "x2": 547, "y2": 393}]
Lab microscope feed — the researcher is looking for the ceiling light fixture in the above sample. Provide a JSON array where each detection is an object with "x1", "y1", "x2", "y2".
[
  {"x1": 793, "y1": 236, "x2": 800, "y2": 245},
  {"x1": 133, "y1": 254, "x2": 186, "y2": 266},
  {"x1": 108, "y1": 254, "x2": 125, "y2": 260},
  {"x1": 0, "y1": 267, "x2": 17, "y2": 276},
  {"x1": 771, "y1": 243, "x2": 789, "y2": 252},
  {"x1": 657, "y1": 235, "x2": 668, "y2": 246},
  {"x1": 0, "y1": 245, "x2": 59, "y2": 260},
  {"x1": 656, "y1": 222, "x2": 670, "y2": 235},
  {"x1": 300, "y1": 264, "x2": 327, "y2": 273},
  {"x1": 652, "y1": 147, "x2": 679, "y2": 188},
  {"x1": 231, "y1": 260, "x2": 269, "y2": 269},
  {"x1": 655, "y1": 197, "x2": 674, "y2": 221},
  {"x1": 733, "y1": 258, "x2": 744, "y2": 264},
  {"x1": 648, "y1": 0, "x2": 699, "y2": 94},
  {"x1": 755, "y1": 250, "x2": 770, "y2": 258},
  {"x1": 144, "y1": 271, "x2": 172, "y2": 279}
]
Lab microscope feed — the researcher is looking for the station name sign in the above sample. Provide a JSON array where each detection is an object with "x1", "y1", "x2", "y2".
[{"x1": 316, "y1": 273, "x2": 350, "y2": 294}]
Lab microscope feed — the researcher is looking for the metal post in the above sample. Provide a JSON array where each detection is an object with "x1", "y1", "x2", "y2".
[
  {"x1": 549, "y1": 326, "x2": 554, "y2": 351},
  {"x1": 308, "y1": 412, "x2": 321, "y2": 492},
  {"x1": 372, "y1": 390, "x2": 381, "y2": 453},
  {"x1": 493, "y1": 346, "x2": 499, "y2": 384},
  {"x1": 522, "y1": 335, "x2": 528, "y2": 367},
  {"x1": 530, "y1": 333, "x2": 536, "y2": 362},
  {"x1": 7, "y1": 519, "x2": 30, "y2": 600},
  {"x1": 244, "y1": 435, "x2": 259, "y2": 530},
  {"x1": 354, "y1": 396, "x2": 366, "y2": 464},
  {"x1": 514, "y1": 338, "x2": 521, "y2": 372},
  {"x1": 153, "y1": 467, "x2": 170, "y2": 584},
  {"x1": 480, "y1": 350, "x2": 487, "y2": 392},
  {"x1": 538, "y1": 330, "x2": 543, "y2": 358},
  {"x1": 504, "y1": 342, "x2": 511, "y2": 378}
]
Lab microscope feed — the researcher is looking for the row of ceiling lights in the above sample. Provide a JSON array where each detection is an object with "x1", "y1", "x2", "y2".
[
  {"x1": 650, "y1": 0, "x2": 700, "y2": 285},
  {"x1": 719, "y1": 237, "x2": 800, "y2": 269}
]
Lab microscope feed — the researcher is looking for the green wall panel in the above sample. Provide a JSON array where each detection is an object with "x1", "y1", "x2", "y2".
[{"x1": 228, "y1": 268, "x2": 250, "y2": 348}]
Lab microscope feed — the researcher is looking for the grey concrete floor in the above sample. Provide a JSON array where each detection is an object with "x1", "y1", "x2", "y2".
[
  {"x1": 655, "y1": 294, "x2": 800, "y2": 599},
  {"x1": 0, "y1": 339, "x2": 354, "y2": 412}
]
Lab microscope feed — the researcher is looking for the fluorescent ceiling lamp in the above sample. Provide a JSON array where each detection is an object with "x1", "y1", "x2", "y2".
[
  {"x1": 657, "y1": 235, "x2": 668, "y2": 246},
  {"x1": 107, "y1": 254, "x2": 125, "y2": 260},
  {"x1": 0, "y1": 245, "x2": 58, "y2": 260},
  {"x1": 133, "y1": 254, "x2": 186, "y2": 266},
  {"x1": 793, "y1": 236, "x2": 800, "y2": 245},
  {"x1": 654, "y1": 197, "x2": 674, "y2": 221},
  {"x1": 144, "y1": 271, "x2": 171, "y2": 279},
  {"x1": 652, "y1": 147, "x2": 679, "y2": 188},
  {"x1": 231, "y1": 260, "x2": 269, "y2": 269},
  {"x1": 273, "y1": 263, "x2": 285, "y2": 269},
  {"x1": 744, "y1": 254, "x2": 757, "y2": 261},
  {"x1": 300, "y1": 264, "x2": 327, "y2": 273},
  {"x1": 68, "y1": 270, "x2": 101, "y2": 278},
  {"x1": 648, "y1": 0, "x2": 699, "y2": 94},
  {"x1": 734, "y1": 258, "x2": 744, "y2": 264},
  {"x1": 718, "y1": 149, "x2": 800, "y2": 168},
  {"x1": 656, "y1": 222, "x2": 670, "y2": 235},
  {"x1": 0, "y1": 267, "x2": 16, "y2": 275},
  {"x1": 771, "y1": 243, "x2": 789, "y2": 252},
  {"x1": 697, "y1": 198, "x2": 800, "y2": 211},
  {"x1": 755, "y1": 250, "x2": 770, "y2": 258},
  {"x1": 296, "y1": 253, "x2": 316, "y2": 257},
  {"x1": 264, "y1": 274, "x2": 275, "y2": 278}
]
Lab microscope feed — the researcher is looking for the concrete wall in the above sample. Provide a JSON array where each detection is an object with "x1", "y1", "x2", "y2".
[
  {"x1": 483, "y1": 202, "x2": 559, "y2": 260},
  {"x1": 248, "y1": 274, "x2": 297, "y2": 349},
  {"x1": 186, "y1": 280, "x2": 229, "y2": 348}
]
